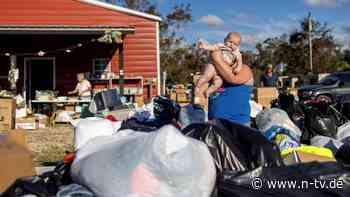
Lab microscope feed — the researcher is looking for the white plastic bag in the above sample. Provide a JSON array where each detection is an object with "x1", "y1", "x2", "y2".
[
  {"x1": 249, "y1": 100, "x2": 263, "y2": 118},
  {"x1": 16, "y1": 108, "x2": 27, "y2": 118},
  {"x1": 256, "y1": 108, "x2": 302, "y2": 140},
  {"x1": 56, "y1": 111, "x2": 75, "y2": 122},
  {"x1": 337, "y1": 121, "x2": 350, "y2": 141},
  {"x1": 71, "y1": 125, "x2": 216, "y2": 197},
  {"x1": 128, "y1": 100, "x2": 155, "y2": 121},
  {"x1": 311, "y1": 135, "x2": 343, "y2": 154},
  {"x1": 179, "y1": 104, "x2": 207, "y2": 129},
  {"x1": 73, "y1": 117, "x2": 117, "y2": 150},
  {"x1": 57, "y1": 184, "x2": 94, "y2": 197}
]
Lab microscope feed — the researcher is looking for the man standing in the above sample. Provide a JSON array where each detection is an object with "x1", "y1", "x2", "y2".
[{"x1": 260, "y1": 64, "x2": 278, "y2": 87}]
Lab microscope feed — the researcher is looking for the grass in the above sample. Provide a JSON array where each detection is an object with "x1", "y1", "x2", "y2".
[
  {"x1": 35, "y1": 144, "x2": 74, "y2": 166},
  {"x1": 25, "y1": 125, "x2": 75, "y2": 166}
]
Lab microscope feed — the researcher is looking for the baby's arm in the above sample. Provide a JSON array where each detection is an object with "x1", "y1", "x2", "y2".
[{"x1": 198, "y1": 42, "x2": 224, "y2": 51}]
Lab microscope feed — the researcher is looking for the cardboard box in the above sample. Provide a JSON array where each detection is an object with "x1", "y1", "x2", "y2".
[
  {"x1": 254, "y1": 88, "x2": 278, "y2": 108},
  {"x1": 283, "y1": 151, "x2": 336, "y2": 165},
  {"x1": 175, "y1": 89, "x2": 186, "y2": 94},
  {"x1": 170, "y1": 92, "x2": 177, "y2": 101},
  {"x1": 175, "y1": 84, "x2": 185, "y2": 89},
  {"x1": 176, "y1": 93, "x2": 188, "y2": 103},
  {"x1": 64, "y1": 105, "x2": 75, "y2": 112},
  {"x1": 0, "y1": 130, "x2": 35, "y2": 192},
  {"x1": 0, "y1": 98, "x2": 16, "y2": 131},
  {"x1": 15, "y1": 117, "x2": 38, "y2": 130},
  {"x1": 288, "y1": 88, "x2": 298, "y2": 98},
  {"x1": 256, "y1": 98, "x2": 277, "y2": 109},
  {"x1": 135, "y1": 95, "x2": 144, "y2": 107},
  {"x1": 35, "y1": 114, "x2": 49, "y2": 129},
  {"x1": 193, "y1": 74, "x2": 201, "y2": 84}
]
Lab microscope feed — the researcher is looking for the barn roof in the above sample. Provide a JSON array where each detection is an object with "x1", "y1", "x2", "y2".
[
  {"x1": 0, "y1": 0, "x2": 161, "y2": 29},
  {"x1": 79, "y1": 0, "x2": 162, "y2": 21}
]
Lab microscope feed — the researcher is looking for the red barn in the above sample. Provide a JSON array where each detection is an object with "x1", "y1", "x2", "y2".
[{"x1": 0, "y1": 0, "x2": 161, "y2": 104}]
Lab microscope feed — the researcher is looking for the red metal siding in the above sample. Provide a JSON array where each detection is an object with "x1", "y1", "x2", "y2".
[
  {"x1": 0, "y1": 0, "x2": 153, "y2": 27},
  {"x1": 0, "y1": 0, "x2": 159, "y2": 97}
]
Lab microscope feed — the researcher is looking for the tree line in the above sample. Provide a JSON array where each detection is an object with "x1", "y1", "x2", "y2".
[{"x1": 102, "y1": 0, "x2": 350, "y2": 85}]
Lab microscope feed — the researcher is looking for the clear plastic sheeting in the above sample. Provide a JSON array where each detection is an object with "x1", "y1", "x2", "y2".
[
  {"x1": 73, "y1": 117, "x2": 121, "y2": 150},
  {"x1": 256, "y1": 108, "x2": 302, "y2": 140},
  {"x1": 338, "y1": 121, "x2": 350, "y2": 141},
  {"x1": 249, "y1": 100, "x2": 263, "y2": 118},
  {"x1": 128, "y1": 101, "x2": 155, "y2": 122},
  {"x1": 311, "y1": 135, "x2": 344, "y2": 154},
  {"x1": 179, "y1": 104, "x2": 207, "y2": 129},
  {"x1": 71, "y1": 125, "x2": 216, "y2": 197},
  {"x1": 56, "y1": 184, "x2": 94, "y2": 197}
]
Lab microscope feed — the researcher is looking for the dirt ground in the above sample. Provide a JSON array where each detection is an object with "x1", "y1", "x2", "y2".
[{"x1": 25, "y1": 124, "x2": 74, "y2": 166}]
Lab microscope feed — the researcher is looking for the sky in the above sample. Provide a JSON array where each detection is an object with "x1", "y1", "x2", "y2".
[{"x1": 152, "y1": 0, "x2": 350, "y2": 51}]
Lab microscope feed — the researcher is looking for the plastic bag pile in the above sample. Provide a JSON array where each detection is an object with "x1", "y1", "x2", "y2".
[{"x1": 71, "y1": 125, "x2": 217, "y2": 197}]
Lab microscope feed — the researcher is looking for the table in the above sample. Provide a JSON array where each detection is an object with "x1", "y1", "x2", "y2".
[
  {"x1": 31, "y1": 99, "x2": 92, "y2": 125},
  {"x1": 31, "y1": 99, "x2": 91, "y2": 104},
  {"x1": 31, "y1": 99, "x2": 91, "y2": 115}
]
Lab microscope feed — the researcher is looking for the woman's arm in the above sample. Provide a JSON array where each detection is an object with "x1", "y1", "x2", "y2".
[
  {"x1": 68, "y1": 83, "x2": 79, "y2": 95},
  {"x1": 68, "y1": 89, "x2": 78, "y2": 95},
  {"x1": 211, "y1": 50, "x2": 252, "y2": 84}
]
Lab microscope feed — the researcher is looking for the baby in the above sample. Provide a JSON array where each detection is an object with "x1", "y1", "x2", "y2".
[{"x1": 195, "y1": 32, "x2": 244, "y2": 98}]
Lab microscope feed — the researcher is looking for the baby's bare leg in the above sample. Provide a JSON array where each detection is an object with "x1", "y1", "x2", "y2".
[
  {"x1": 205, "y1": 75, "x2": 223, "y2": 97},
  {"x1": 195, "y1": 64, "x2": 217, "y2": 96}
]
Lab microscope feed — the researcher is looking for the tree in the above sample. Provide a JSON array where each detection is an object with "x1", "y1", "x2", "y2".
[
  {"x1": 242, "y1": 50, "x2": 258, "y2": 68},
  {"x1": 255, "y1": 16, "x2": 341, "y2": 75},
  {"x1": 116, "y1": 0, "x2": 153, "y2": 12},
  {"x1": 344, "y1": 49, "x2": 350, "y2": 64}
]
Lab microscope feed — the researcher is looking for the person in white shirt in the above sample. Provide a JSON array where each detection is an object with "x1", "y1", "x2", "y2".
[{"x1": 68, "y1": 73, "x2": 92, "y2": 98}]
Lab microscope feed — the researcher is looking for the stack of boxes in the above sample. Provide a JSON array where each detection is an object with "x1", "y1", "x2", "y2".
[
  {"x1": 175, "y1": 85, "x2": 188, "y2": 103},
  {"x1": 254, "y1": 87, "x2": 279, "y2": 108},
  {"x1": 0, "y1": 98, "x2": 16, "y2": 131}
]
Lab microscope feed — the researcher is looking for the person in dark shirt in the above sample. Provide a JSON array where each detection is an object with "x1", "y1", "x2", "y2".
[{"x1": 260, "y1": 64, "x2": 278, "y2": 87}]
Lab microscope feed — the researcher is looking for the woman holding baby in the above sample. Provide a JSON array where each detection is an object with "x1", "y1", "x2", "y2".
[{"x1": 196, "y1": 32, "x2": 253, "y2": 126}]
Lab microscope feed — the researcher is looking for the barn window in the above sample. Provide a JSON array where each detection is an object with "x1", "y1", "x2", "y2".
[{"x1": 92, "y1": 58, "x2": 111, "y2": 76}]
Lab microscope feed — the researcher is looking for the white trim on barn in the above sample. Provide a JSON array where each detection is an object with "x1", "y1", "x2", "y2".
[
  {"x1": 156, "y1": 21, "x2": 161, "y2": 95},
  {"x1": 78, "y1": 0, "x2": 162, "y2": 22}
]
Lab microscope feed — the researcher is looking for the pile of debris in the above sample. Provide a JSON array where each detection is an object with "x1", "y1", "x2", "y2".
[{"x1": 2, "y1": 95, "x2": 350, "y2": 197}]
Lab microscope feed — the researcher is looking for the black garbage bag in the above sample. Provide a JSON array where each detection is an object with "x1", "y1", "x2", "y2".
[
  {"x1": 336, "y1": 138, "x2": 350, "y2": 165},
  {"x1": 153, "y1": 96, "x2": 180, "y2": 121},
  {"x1": 336, "y1": 145, "x2": 350, "y2": 165},
  {"x1": 302, "y1": 113, "x2": 337, "y2": 144},
  {"x1": 183, "y1": 119, "x2": 283, "y2": 173},
  {"x1": 1, "y1": 176, "x2": 58, "y2": 197},
  {"x1": 311, "y1": 115, "x2": 337, "y2": 137},
  {"x1": 119, "y1": 96, "x2": 181, "y2": 132},
  {"x1": 1, "y1": 161, "x2": 72, "y2": 197},
  {"x1": 119, "y1": 118, "x2": 168, "y2": 132},
  {"x1": 300, "y1": 101, "x2": 338, "y2": 143},
  {"x1": 217, "y1": 162, "x2": 350, "y2": 197}
]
